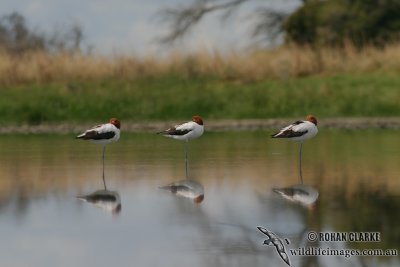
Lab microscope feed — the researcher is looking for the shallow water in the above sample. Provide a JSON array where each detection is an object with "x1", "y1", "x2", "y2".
[{"x1": 0, "y1": 130, "x2": 399, "y2": 267}]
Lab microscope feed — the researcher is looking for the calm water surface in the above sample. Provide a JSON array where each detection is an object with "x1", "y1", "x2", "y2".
[{"x1": 0, "y1": 130, "x2": 399, "y2": 267}]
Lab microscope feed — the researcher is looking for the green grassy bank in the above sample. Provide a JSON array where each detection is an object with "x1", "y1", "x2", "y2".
[{"x1": 0, "y1": 72, "x2": 399, "y2": 124}]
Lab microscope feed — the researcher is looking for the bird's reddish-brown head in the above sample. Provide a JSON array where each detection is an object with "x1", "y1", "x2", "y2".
[
  {"x1": 192, "y1": 115, "x2": 203, "y2": 126},
  {"x1": 306, "y1": 115, "x2": 317, "y2": 126},
  {"x1": 110, "y1": 118, "x2": 121, "y2": 129},
  {"x1": 194, "y1": 194, "x2": 204, "y2": 204}
]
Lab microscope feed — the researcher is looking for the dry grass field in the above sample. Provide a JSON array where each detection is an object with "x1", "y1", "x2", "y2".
[{"x1": 0, "y1": 43, "x2": 400, "y2": 85}]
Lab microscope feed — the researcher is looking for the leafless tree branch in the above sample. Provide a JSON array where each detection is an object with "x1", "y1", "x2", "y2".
[
  {"x1": 156, "y1": 0, "x2": 295, "y2": 46},
  {"x1": 251, "y1": 8, "x2": 289, "y2": 45},
  {"x1": 156, "y1": 0, "x2": 250, "y2": 44}
]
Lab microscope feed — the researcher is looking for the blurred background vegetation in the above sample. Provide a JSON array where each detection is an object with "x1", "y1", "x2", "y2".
[
  {"x1": 285, "y1": 0, "x2": 400, "y2": 47},
  {"x1": 158, "y1": 0, "x2": 400, "y2": 48},
  {"x1": 0, "y1": 12, "x2": 83, "y2": 55},
  {"x1": 0, "y1": 0, "x2": 399, "y2": 125}
]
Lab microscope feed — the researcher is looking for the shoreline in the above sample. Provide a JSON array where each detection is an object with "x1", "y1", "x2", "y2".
[{"x1": 1, "y1": 117, "x2": 400, "y2": 134}]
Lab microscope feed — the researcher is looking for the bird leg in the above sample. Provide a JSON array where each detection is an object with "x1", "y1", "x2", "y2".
[
  {"x1": 102, "y1": 145, "x2": 107, "y2": 190},
  {"x1": 299, "y1": 143, "x2": 303, "y2": 184},
  {"x1": 184, "y1": 141, "x2": 189, "y2": 179}
]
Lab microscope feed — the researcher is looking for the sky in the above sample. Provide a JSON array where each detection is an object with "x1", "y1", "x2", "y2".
[{"x1": 0, "y1": 0, "x2": 302, "y2": 56}]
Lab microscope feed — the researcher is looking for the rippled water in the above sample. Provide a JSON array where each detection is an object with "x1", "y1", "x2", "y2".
[{"x1": 0, "y1": 130, "x2": 399, "y2": 267}]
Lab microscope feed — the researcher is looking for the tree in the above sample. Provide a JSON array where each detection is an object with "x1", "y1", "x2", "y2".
[
  {"x1": 156, "y1": 0, "x2": 302, "y2": 45},
  {"x1": 0, "y1": 12, "x2": 46, "y2": 53},
  {"x1": 0, "y1": 12, "x2": 85, "y2": 54},
  {"x1": 284, "y1": 0, "x2": 400, "y2": 47},
  {"x1": 158, "y1": 0, "x2": 400, "y2": 48}
]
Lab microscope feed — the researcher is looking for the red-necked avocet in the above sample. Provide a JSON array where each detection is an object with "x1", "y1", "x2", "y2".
[
  {"x1": 158, "y1": 115, "x2": 204, "y2": 179},
  {"x1": 271, "y1": 115, "x2": 318, "y2": 183},
  {"x1": 76, "y1": 118, "x2": 121, "y2": 188}
]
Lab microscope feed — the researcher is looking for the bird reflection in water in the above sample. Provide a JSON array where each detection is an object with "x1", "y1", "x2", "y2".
[
  {"x1": 77, "y1": 189, "x2": 121, "y2": 215},
  {"x1": 77, "y1": 170, "x2": 121, "y2": 215},
  {"x1": 160, "y1": 179, "x2": 204, "y2": 204},
  {"x1": 273, "y1": 184, "x2": 319, "y2": 208}
]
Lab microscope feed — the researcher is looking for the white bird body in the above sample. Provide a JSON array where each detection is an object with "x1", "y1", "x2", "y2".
[
  {"x1": 271, "y1": 117, "x2": 318, "y2": 142},
  {"x1": 159, "y1": 116, "x2": 204, "y2": 141},
  {"x1": 76, "y1": 120, "x2": 120, "y2": 145},
  {"x1": 172, "y1": 121, "x2": 204, "y2": 141}
]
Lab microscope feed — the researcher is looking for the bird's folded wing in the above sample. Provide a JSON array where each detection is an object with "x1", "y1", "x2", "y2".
[
  {"x1": 81, "y1": 130, "x2": 116, "y2": 140},
  {"x1": 272, "y1": 120, "x2": 309, "y2": 138},
  {"x1": 162, "y1": 127, "x2": 192, "y2": 136},
  {"x1": 160, "y1": 121, "x2": 194, "y2": 135}
]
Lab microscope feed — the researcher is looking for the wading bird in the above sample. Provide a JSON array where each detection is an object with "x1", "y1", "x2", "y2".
[
  {"x1": 76, "y1": 118, "x2": 121, "y2": 189},
  {"x1": 158, "y1": 115, "x2": 204, "y2": 179},
  {"x1": 271, "y1": 115, "x2": 318, "y2": 183}
]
